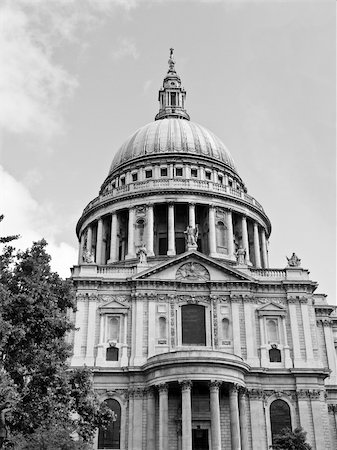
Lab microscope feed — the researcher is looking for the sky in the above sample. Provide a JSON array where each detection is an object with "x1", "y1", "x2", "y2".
[{"x1": 0, "y1": 0, "x2": 335, "y2": 303}]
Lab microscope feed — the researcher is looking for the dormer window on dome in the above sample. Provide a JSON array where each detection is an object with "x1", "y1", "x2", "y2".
[{"x1": 155, "y1": 49, "x2": 190, "y2": 121}]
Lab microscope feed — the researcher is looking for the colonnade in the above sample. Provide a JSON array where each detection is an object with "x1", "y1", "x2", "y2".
[
  {"x1": 145, "y1": 381, "x2": 249, "y2": 450},
  {"x1": 79, "y1": 202, "x2": 269, "y2": 268}
]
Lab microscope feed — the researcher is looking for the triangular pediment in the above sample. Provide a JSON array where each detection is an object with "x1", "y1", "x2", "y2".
[
  {"x1": 99, "y1": 297, "x2": 129, "y2": 312},
  {"x1": 257, "y1": 302, "x2": 286, "y2": 316},
  {"x1": 132, "y1": 251, "x2": 254, "y2": 283}
]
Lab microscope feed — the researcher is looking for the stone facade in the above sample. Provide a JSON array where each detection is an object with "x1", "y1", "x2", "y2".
[{"x1": 70, "y1": 51, "x2": 337, "y2": 450}]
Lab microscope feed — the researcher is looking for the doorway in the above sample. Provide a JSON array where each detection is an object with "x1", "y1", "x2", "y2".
[{"x1": 192, "y1": 428, "x2": 209, "y2": 450}]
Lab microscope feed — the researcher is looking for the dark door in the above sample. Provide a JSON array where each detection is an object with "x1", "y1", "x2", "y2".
[{"x1": 192, "y1": 428, "x2": 209, "y2": 450}]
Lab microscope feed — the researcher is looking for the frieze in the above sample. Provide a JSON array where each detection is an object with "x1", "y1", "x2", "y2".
[
  {"x1": 100, "y1": 294, "x2": 129, "y2": 304},
  {"x1": 247, "y1": 388, "x2": 266, "y2": 400},
  {"x1": 296, "y1": 389, "x2": 322, "y2": 400},
  {"x1": 176, "y1": 262, "x2": 210, "y2": 282},
  {"x1": 176, "y1": 295, "x2": 209, "y2": 304},
  {"x1": 127, "y1": 387, "x2": 146, "y2": 399},
  {"x1": 76, "y1": 293, "x2": 99, "y2": 302}
]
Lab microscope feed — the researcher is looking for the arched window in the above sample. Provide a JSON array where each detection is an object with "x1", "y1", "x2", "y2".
[
  {"x1": 216, "y1": 220, "x2": 227, "y2": 251},
  {"x1": 108, "y1": 317, "x2": 120, "y2": 342},
  {"x1": 267, "y1": 319, "x2": 279, "y2": 343},
  {"x1": 136, "y1": 219, "x2": 145, "y2": 244},
  {"x1": 182, "y1": 304, "x2": 206, "y2": 345},
  {"x1": 98, "y1": 399, "x2": 121, "y2": 449},
  {"x1": 270, "y1": 399, "x2": 291, "y2": 444},
  {"x1": 159, "y1": 317, "x2": 167, "y2": 340},
  {"x1": 222, "y1": 318, "x2": 231, "y2": 341}
]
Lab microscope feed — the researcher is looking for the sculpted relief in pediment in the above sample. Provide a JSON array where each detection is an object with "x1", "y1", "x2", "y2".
[{"x1": 176, "y1": 262, "x2": 210, "y2": 282}]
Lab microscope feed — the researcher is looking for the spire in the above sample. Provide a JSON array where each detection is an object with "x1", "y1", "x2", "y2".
[{"x1": 155, "y1": 49, "x2": 190, "y2": 121}]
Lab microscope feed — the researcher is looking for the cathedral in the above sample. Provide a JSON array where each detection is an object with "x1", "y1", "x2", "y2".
[{"x1": 70, "y1": 51, "x2": 337, "y2": 450}]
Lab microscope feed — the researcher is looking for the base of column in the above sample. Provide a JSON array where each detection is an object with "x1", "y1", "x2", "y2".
[{"x1": 167, "y1": 250, "x2": 176, "y2": 256}]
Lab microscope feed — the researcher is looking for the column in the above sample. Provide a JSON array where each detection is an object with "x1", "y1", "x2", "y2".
[
  {"x1": 85, "y1": 297, "x2": 97, "y2": 365},
  {"x1": 128, "y1": 390, "x2": 134, "y2": 450},
  {"x1": 189, "y1": 203, "x2": 196, "y2": 228},
  {"x1": 239, "y1": 389, "x2": 249, "y2": 450},
  {"x1": 261, "y1": 229, "x2": 268, "y2": 268},
  {"x1": 232, "y1": 301, "x2": 241, "y2": 357},
  {"x1": 146, "y1": 388, "x2": 156, "y2": 450},
  {"x1": 323, "y1": 321, "x2": 337, "y2": 384},
  {"x1": 147, "y1": 204, "x2": 155, "y2": 256},
  {"x1": 158, "y1": 384, "x2": 169, "y2": 450},
  {"x1": 180, "y1": 380, "x2": 192, "y2": 450},
  {"x1": 167, "y1": 203, "x2": 176, "y2": 256},
  {"x1": 288, "y1": 300, "x2": 302, "y2": 367},
  {"x1": 87, "y1": 225, "x2": 92, "y2": 253},
  {"x1": 78, "y1": 232, "x2": 85, "y2": 264},
  {"x1": 226, "y1": 209, "x2": 235, "y2": 258},
  {"x1": 244, "y1": 302, "x2": 259, "y2": 366},
  {"x1": 253, "y1": 222, "x2": 261, "y2": 268},
  {"x1": 297, "y1": 391, "x2": 314, "y2": 446},
  {"x1": 72, "y1": 298, "x2": 85, "y2": 362},
  {"x1": 229, "y1": 385, "x2": 241, "y2": 450},
  {"x1": 241, "y1": 215, "x2": 249, "y2": 262},
  {"x1": 311, "y1": 391, "x2": 329, "y2": 450},
  {"x1": 133, "y1": 389, "x2": 144, "y2": 450},
  {"x1": 300, "y1": 299, "x2": 314, "y2": 366},
  {"x1": 133, "y1": 296, "x2": 144, "y2": 366},
  {"x1": 96, "y1": 218, "x2": 103, "y2": 264},
  {"x1": 108, "y1": 212, "x2": 118, "y2": 263},
  {"x1": 209, "y1": 381, "x2": 222, "y2": 450},
  {"x1": 249, "y1": 390, "x2": 267, "y2": 449},
  {"x1": 208, "y1": 205, "x2": 217, "y2": 256},
  {"x1": 126, "y1": 207, "x2": 136, "y2": 259}
]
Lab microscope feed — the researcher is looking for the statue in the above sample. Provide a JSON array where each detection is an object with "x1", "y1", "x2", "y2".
[
  {"x1": 82, "y1": 249, "x2": 95, "y2": 263},
  {"x1": 137, "y1": 244, "x2": 147, "y2": 264},
  {"x1": 287, "y1": 252, "x2": 301, "y2": 267},
  {"x1": 184, "y1": 225, "x2": 199, "y2": 250},
  {"x1": 235, "y1": 246, "x2": 246, "y2": 265}
]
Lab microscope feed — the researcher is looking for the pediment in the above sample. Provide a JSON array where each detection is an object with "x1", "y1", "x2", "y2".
[
  {"x1": 257, "y1": 302, "x2": 286, "y2": 316},
  {"x1": 132, "y1": 251, "x2": 254, "y2": 283},
  {"x1": 99, "y1": 297, "x2": 129, "y2": 313}
]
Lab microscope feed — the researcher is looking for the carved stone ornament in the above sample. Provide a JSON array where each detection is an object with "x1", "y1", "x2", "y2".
[
  {"x1": 179, "y1": 380, "x2": 193, "y2": 391},
  {"x1": 135, "y1": 205, "x2": 146, "y2": 216},
  {"x1": 157, "y1": 383, "x2": 169, "y2": 394},
  {"x1": 328, "y1": 404, "x2": 337, "y2": 413},
  {"x1": 286, "y1": 252, "x2": 301, "y2": 267},
  {"x1": 247, "y1": 388, "x2": 266, "y2": 400},
  {"x1": 100, "y1": 295, "x2": 128, "y2": 304},
  {"x1": 176, "y1": 262, "x2": 210, "y2": 281},
  {"x1": 209, "y1": 380, "x2": 222, "y2": 391}
]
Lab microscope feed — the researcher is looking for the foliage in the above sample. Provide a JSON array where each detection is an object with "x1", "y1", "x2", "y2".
[
  {"x1": 0, "y1": 215, "x2": 19, "y2": 244},
  {"x1": 272, "y1": 427, "x2": 312, "y2": 450},
  {"x1": 0, "y1": 239, "x2": 112, "y2": 448}
]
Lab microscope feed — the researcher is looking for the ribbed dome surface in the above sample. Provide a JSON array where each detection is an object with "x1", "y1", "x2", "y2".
[{"x1": 109, "y1": 118, "x2": 236, "y2": 174}]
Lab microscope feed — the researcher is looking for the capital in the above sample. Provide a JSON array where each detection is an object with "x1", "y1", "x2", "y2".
[
  {"x1": 209, "y1": 380, "x2": 222, "y2": 391},
  {"x1": 157, "y1": 383, "x2": 168, "y2": 394},
  {"x1": 179, "y1": 380, "x2": 192, "y2": 391}
]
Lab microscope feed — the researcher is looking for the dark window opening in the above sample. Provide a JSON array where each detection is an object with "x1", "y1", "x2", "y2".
[
  {"x1": 132, "y1": 173, "x2": 138, "y2": 182},
  {"x1": 270, "y1": 400, "x2": 291, "y2": 444},
  {"x1": 175, "y1": 167, "x2": 183, "y2": 177},
  {"x1": 192, "y1": 428, "x2": 209, "y2": 450},
  {"x1": 159, "y1": 237, "x2": 168, "y2": 255},
  {"x1": 228, "y1": 180, "x2": 233, "y2": 187},
  {"x1": 269, "y1": 347, "x2": 281, "y2": 362},
  {"x1": 205, "y1": 172, "x2": 211, "y2": 180},
  {"x1": 98, "y1": 399, "x2": 121, "y2": 449},
  {"x1": 218, "y1": 175, "x2": 223, "y2": 184},
  {"x1": 191, "y1": 168, "x2": 198, "y2": 177},
  {"x1": 120, "y1": 177, "x2": 125, "y2": 186},
  {"x1": 106, "y1": 347, "x2": 119, "y2": 361},
  {"x1": 161, "y1": 167, "x2": 168, "y2": 177},
  {"x1": 175, "y1": 237, "x2": 185, "y2": 255},
  {"x1": 145, "y1": 169, "x2": 152, "y2": 179},
  {"x1": 112, "y1": 182, "x2": 116, "y2": 189},
  {"x1": 170, "y1": 92, "x2": 176, "y2": 106},
  {"x1": 182, "y1": 304, "x2": 206, "y2": 345}
]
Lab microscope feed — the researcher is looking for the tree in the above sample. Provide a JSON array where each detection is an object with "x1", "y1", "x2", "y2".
[
  {"x1": 0, "y1": 240, "x2": 112, "y2": 448},
  {"x1": 271, "y1": 427, "x2": 312, "y2": 450}
]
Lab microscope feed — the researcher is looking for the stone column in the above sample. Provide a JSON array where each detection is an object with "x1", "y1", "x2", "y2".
[
  {"x1": 87, "y1": 225, "x2": 92, "y2": 253},
  {"x1": 249, "y1": 389, "x2": 266, "y2": 449},
  {"x1": 108, "y1": 212, "x2": 118, "y2": 263},
  {"x1": 78, "y1": 232, "x2": 85, "y2": 264},
  {"x1": 323, "y1": 320, "x2": 337, "y2": 384},
  {"x1": 261, "y1": 229, "x2": 268, "y2": 268},
  {"x1": 189, "y1": 203, "x2": 196, "y2": 228},
  {"x1": 133, "y1": 389, "x2": 144, "y2": 450},
  {"x1": 241, "y1": 215, "x2": 249, "y2": 262},
  {"x1": 167, "y1": 203, "x2": 176, "y2": 256},
  {"x1": 85, "y1": 297, "x2": 97, "y2": 365},
  {"x1": 229, "y1": 385, "x2": 241, "y2": 450},
  {"x1": 180, "y1": 380, "x2": 192, "y2": 450},
  {"x1": 158, "y1": 384, "x2": 169, "y2": 450},
  {"x1": 226, "y1": 209, "x2": 235, "y2": 258},
  {"x1": 297, "y1": 390, "x2": 314, "y2": 446},
  {"x1": 300, "y1": 299, "x2": 314, "y2": 366},
  {"x1": 231, "y1": 300, "x2": 242, "y2": 357},
  {"x1": 147, "y1": 204, "x2": 155, "y2": 257},
  {"x1": 253, "y1": 222, "x2": 261, "y2": 268},
  {"x1": 96, "y1": 218, "x2": 103, "y2": 264},
  {"x1": 128, "y1": 389, "x2": 134, "y2": 450},
  {"x1": 126, "y1": 207, "x2": 136, "y2": 259},
  {"x1": 146, "y1": 388, "x2": 156, "y2": 450},
  {"x1": 239, "y1": 389, "x2": 249, "y2": 450},
  {"x1": 208, "y1": 205, "x2": 217, "y2": 256},
  {"x1": 288, "y1": 299, "x2": 302, "y2": 367},
  {"x1": 209, "y1": 381, "x2": 222, "y2": 450}
]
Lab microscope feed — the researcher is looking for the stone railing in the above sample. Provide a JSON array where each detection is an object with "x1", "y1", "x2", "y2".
[
  {"x1": 83, "y1": 178, "x2": 265, "y2": 214},
  {"x1": 251, "y1": 269, "x2": 286, "y2": 279},
  {"x1": 97, "y1": 266, "x2": 135, "y2": 276}
]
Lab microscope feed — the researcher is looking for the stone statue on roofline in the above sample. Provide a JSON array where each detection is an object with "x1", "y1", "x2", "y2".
[
  {"x1": 82, "y1": 248, "x2": 95, "y2": 263},
  {"x1": 235, "y1": 246, "x2": 246, "y2": 265},
  {"x1": 286, "y1": 252, "x2": 301, "y2": 267},
  {"x1": 184, "y1": 225, "x2": 199, "y2": 250},
  {"x1": 137, "y1": 243, "x2": 147, "y2": 264}
]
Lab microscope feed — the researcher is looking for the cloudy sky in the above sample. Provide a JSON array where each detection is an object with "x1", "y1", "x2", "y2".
[{"x1": 0, "y1": 0, "x2": 335, "y2": 303}]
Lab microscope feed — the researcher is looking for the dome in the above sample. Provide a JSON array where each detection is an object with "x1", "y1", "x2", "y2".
[{"x1": 109, "y1": 118, "x2": 237, "y2": 174}]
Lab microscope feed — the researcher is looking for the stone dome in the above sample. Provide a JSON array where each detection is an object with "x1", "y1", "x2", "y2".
[{"x1": 109, "y1": 118, "x2": 237, "y2": 174}]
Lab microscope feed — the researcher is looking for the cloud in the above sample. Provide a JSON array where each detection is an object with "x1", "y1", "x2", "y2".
[
  {"x1": 0, "y1": 165, "x2": 77, "y2": 278},
  {"x1": 111, "y1": 37, "x2": 139, "y2": 61}
]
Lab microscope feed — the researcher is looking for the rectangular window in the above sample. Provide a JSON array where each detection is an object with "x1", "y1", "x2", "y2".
[
  {"x1": 205, "y1": 171, "x2": 211, "y2": 180},
  {"x1": 228, "y1": 179, "x2": 233, "y2": 187},
  {"x1": 191, "y1": 168, "x2": 198, "y2": 177},
  {"x1": 170, "y1": 92, "x2": 176, "y2": 106},
  {"x1": 218, "y1": 175, "x2": 223, "y2": 184},
  {"x1": 160, "y1": 167, "x2": 168, "y2": 177},
  {"x1": 175, "y1": 167, "x2": 183, "y2": 177},
  {"x1": 132, "y1": 173, "x2": 138, "y2": 182},
  {"x1": 145, "y1": 169, "x2": 152, "y2": 179},
  {"x1": 120, "y1": 177, "x2": 125, "y2": 186},
  {"x1": 182, "y1": 304, "x2": 206, "y2": 345}
]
